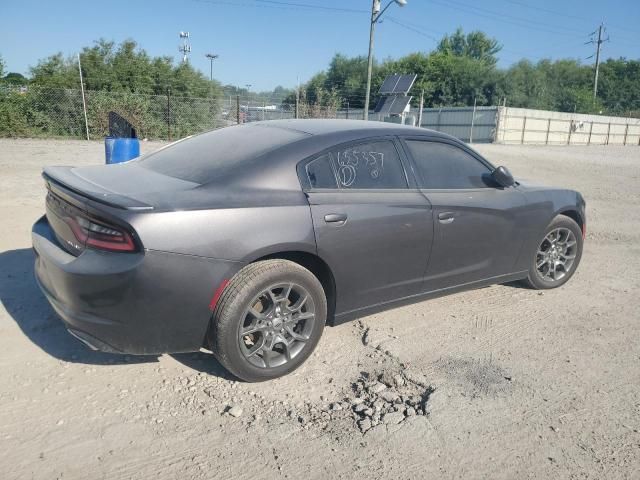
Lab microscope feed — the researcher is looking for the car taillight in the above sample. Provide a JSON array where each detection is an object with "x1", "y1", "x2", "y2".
[{"x1": 65, "y1": 215, "x2": 137, "y2": 252}]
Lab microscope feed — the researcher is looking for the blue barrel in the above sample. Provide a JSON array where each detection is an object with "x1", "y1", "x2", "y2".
[{"x1": 105, "y1": 137, "x2": 140, "y2": 164}]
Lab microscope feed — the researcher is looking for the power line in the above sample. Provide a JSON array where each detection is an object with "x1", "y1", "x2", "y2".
[
  {"x1": 252, "y1": 0, "x2": 366, "y2": 13},
  {"x1": 500, "y1": 0, "x2": 640, "y2": 36},
  {"x1": 428, "y1": 0, "x2": 586, "y2": 38},
  {"x1": 385, "y1": 17, "x2": 440, "y2": 42},
  {"x1": 388, "y1": 15, "x2": 550, "y2": 62},
  {"x1": 192, "y1": 0, "x2": 365, "y2": 14}
]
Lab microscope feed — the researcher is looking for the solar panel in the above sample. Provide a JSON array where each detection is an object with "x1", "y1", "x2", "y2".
[
  {"x1": 389, "y1": 95, "x2": 412, "y2": 114},
  {"x1": 378, "y1": 74, "x2": 417, "y2": 95},
  {"x1": 394, "y1": 75, "x2": 417, "y2": 94},
  {"x1": 379, "y1": 74, "x2": 401, "y2": 95},
  {"x1": 374, "y1": 95, "x2": 412, "y2": 114},
  {"x1": 374, "y1": 96, "x2": 394, "y2": 113}
]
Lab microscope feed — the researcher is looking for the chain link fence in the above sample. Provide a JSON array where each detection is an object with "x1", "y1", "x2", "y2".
[
  {"x1": 0, "y1": 86, "x2": 222, "y2": 140},
  {"x1": 0, "y1": 86, "x2": 353, "y2": 140},
  {"x1": 3, "y1": 86, "x2": 639, "y2": 146}
]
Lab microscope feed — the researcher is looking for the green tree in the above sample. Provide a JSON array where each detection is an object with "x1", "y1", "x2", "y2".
[
  {"x1": 29, "y1": 39, "x2": 220, "y2": 98},
  {"x1": 30, "y1": 53, "x2": 76, "y2": 88},
  {"x1": 598, "y1": 58, "x2": 640, "y2": 114},
  {"x1": 437, "y1": 28, "x2": 502, "y2": 65},
  {"x1": 3, "y1": 73, "x2": 28, "y2": 85}
]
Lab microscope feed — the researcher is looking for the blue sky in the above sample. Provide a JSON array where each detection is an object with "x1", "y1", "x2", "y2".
[{"x1": 1, "y1": 0, "x2": 638, "y2": 91}]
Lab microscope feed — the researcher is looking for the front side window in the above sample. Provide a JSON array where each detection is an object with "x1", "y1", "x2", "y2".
[
  {"x1": 406, "y1": 141, "x2": 492, "y2": 189},
  {"x1": 330, "y1": 140, "x2": 407, "y2": 189}
]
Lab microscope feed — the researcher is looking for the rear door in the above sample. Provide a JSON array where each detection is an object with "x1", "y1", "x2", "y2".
[
  {"x1": 300, "y1": 137, "x2": 434, "y2": 316},
  {"x1": 400, "y1": 138, "x2": 527, "y2": 291}
]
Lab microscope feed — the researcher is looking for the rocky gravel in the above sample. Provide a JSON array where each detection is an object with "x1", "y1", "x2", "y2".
[{"x1": 1, "y1": 140, "x2": 639, "y2": 480}]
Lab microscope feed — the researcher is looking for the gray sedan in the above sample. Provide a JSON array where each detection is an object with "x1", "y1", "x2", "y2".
[{"x1": 32, "y1": 120, "x2": 585, "y2": 381}]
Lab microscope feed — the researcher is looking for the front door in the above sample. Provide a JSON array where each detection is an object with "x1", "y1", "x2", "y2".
[{"x1": 401, "y1": 138, "x2": 527, "y2": 291}]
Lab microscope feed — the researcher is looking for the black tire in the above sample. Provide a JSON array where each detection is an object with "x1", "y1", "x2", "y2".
[
  {"x1": 209, "y1": 259, "x2": 327, "y2": 382},
  {"x1": 523, "y1": 215, "x2": 583, "y2": 290}
]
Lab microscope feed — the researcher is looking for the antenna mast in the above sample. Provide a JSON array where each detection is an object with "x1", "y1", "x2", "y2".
[{"x1": 179, "y1": 31, "x2": 191, "y2": 63}]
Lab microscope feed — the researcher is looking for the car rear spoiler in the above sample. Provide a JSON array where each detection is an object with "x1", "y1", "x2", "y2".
[{"x1": 43, "y1": 166, "x2": 154, "y2": 211}]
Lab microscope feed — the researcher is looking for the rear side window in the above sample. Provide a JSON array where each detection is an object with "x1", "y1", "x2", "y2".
[
  {"x1": 406, "y1": 141, "x2": 492, "y2": 189},
  {"x1": 306, "y1": 154, "x2": 337, "y2": 189},
  {"x1": 330, "y1": 140, "x2": 407, "y2": 189}
]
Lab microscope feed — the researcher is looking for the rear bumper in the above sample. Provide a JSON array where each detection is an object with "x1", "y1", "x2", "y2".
[{"x1": 32, "y1": 215, "x2": 241, "y2": 355}]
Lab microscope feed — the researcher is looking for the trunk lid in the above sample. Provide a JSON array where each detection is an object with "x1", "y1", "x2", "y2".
[
  {"x1": 43, "y1": 164, "x2": 200, "y2": 210},
  {"x1": 43, "y1": 163, "x2": 199, "y2": 255}
]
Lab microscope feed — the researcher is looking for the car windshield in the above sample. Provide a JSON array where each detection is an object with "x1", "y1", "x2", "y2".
[{"x1": 134, "y1": 124, "x2": 308, "y2": 184}]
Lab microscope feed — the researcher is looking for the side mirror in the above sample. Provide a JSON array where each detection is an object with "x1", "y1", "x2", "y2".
[{"x1": 492, "y1": 166, "x2": 515, "y2": 188}]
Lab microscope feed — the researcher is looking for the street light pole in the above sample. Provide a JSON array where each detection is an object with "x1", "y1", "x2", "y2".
[
  {"x1": 363, "y1": 1, "x2": 377, "y2": 121},
  {"x1": 205, "y1": 53, "x2": 219, "y2": 81},
  {"x1": 363, "y1": 0, "x2": 407, "y2": 121}
]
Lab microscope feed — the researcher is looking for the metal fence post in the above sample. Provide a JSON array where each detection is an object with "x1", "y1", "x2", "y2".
[
  {"x1": 166, "y1": 88, "x2": 171, "y2": 142},
  {"x1": 500, "y1": 107, "x2": 508, "y2": 143},
  {"x1": 436, "y1": 108, "x2": 442, "y2": 132},
  {"x1": 77, "y1": 53, "x2": 90, "y2": 141},
  {"x1": 236, "y1": 95, "x2": 240, "y2": 124},
  {"x1": 623, "y1": 124, "x2": 629, "y2": 145},
  {"x1": 606, "y1": 122, "x2": 611, "y2": 145},
  {"x1": 469, "y1": 98, "x2": 477, "y2": 143},
  {"x1": 588, "y1": 121, "x2": 593, "y2": 145},
  {"x1": 545, "y1": 118, "x2": 551, "y2": 145},
  {"x1": 418, "y1": 90, "x2": 425, "y2": 128},
  {"x1": 521, "y1": 116, "x2": 527, "y2": 144}
]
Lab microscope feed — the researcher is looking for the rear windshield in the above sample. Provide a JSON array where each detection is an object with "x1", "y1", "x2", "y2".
[{"x1": 135, "y1": 124, "x2": 308, "y2": 184}]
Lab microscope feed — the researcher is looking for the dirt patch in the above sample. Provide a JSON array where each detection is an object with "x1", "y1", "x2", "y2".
[
  {"x1": 1, "y1": 140, "x2": 639, "y2": 479},
  {"x1": 435, "y1": 356, "x2": 513, "y2": 397}
]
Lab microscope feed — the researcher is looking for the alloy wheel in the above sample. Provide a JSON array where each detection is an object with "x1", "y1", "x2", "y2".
[
  {"x1": 238, "y1": 283, "x2": 316, "y2": 369},
  {"x1": 535, "y1": 227, "x2": 578, "y2": 282}
]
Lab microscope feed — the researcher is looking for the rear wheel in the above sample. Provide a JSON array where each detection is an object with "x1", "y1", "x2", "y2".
[
  {"x1": 209, "y1": 260, "x2": 327, "y2": 382},
  {"x1": 524, "y1": 215, "x2": 583, "y2": 290}
]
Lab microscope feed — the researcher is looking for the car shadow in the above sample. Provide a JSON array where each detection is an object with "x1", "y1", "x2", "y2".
[
  {"x1": 0, "y1": 248, "x2": 156, "y2": 366},
  {"x1": 169, "y1": 352, "x2": 237, "y2": 381},
  {"x1": 502, "y1": 280, "x2": 531, "y2": 290}
]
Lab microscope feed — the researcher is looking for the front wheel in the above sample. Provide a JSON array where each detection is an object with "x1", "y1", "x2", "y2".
[
  {"x1": 524, "y1": 215, "x2": 583, "y2": 290},
  {"x1": 209, "y1": 259, "x2": 327, "y2": 382}
]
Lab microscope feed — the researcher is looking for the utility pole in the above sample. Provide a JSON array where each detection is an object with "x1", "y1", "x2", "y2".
[
  {"x1": 363, "y1": 0, "x2": 378, "y2": 120},
  {"x1": 363, "y1": 0, "x2": 408, "y2": 120},
  {"x1": 587, "y1": 23, "x2": 608, "y2": 101}
]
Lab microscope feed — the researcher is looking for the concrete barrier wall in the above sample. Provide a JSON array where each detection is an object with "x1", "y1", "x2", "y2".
[{"x1": 496, "y1": 107, "x2": 640, "y2": 146}]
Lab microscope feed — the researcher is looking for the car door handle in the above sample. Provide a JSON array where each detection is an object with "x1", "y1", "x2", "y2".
[
  {"x1": 324, "y1": 213, "x2": 348, "y2": 224},
  {"x1": 438, "y1": 212, "x2": 456, "y2": 224}
]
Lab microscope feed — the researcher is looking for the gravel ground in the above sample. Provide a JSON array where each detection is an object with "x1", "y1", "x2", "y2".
[{"x1": 0, "y1": 138, "x2": 639, "y2": 479}]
